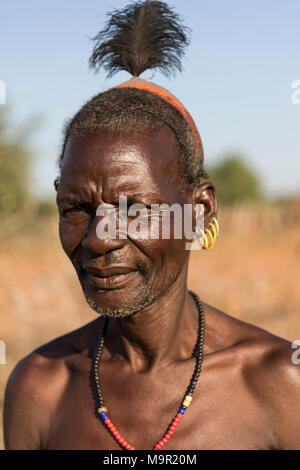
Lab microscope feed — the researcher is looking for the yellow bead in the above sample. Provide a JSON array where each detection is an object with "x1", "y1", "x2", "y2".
[
  {"x1": 183, "y1": 400, "x2": 191, "y2": 407},
  {"x1": 184, "y1": 395, "x2": 193, "y2": 402},
  {"x1": 98, "y1": 407, "x2": 107, "y2": 413}
]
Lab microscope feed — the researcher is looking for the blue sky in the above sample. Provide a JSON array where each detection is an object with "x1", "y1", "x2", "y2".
[{"x1": 0, "y1": 0, "x2": 299, "y2": 198}]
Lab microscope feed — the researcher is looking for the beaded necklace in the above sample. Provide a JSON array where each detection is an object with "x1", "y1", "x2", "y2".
[{"x1": 92, "y1": 290, "x2": 205, "y2": 450}]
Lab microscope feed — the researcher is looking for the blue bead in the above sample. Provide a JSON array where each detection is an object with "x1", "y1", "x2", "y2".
[
  {"x1": 179, "y1": 407, "x2": 186, "y2": 414},
  {"x1": 100, "y1": 412, "x2": 108, "y2": 420},
  {"x1": 181, "y1": 405, "x2": 187, "y2": 410}
]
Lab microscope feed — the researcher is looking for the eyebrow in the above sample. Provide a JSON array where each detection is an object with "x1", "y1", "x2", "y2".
[
  {"x1": 56, "y1": 195, "x2": 88, "y2": 205},
  {"x1": 121, "y1": 191, "x2": 166, "y2": 204}
]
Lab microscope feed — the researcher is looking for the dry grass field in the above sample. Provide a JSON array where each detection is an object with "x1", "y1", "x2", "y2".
[{"x1": 1, "y1": 200, "x2": 300, "y2": 449}]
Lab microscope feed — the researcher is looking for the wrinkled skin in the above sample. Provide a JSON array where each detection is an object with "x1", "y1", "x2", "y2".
[{"x1": 4, "y1": 128, "x2": 300, "y2": 450}]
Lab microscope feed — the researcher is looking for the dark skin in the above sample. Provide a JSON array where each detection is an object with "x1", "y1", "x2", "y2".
[{"x1": 4, "y1": 127, "x2": 300, "y2": 450}]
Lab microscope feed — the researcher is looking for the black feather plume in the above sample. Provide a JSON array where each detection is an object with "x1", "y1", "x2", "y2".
[{"x1": 89, "y1": 0, "x2": 191, "y2": 78}]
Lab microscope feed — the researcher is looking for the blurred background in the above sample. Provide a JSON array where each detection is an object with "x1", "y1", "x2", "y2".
[{"x1": 0, "y1": 0, "x2": 299, "y2": 449}]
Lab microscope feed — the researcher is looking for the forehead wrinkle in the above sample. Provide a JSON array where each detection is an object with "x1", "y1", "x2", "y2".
[
  {"x1": 57, "y1": 179, "x2": 100, "y2": 203},
  {"x1": 109, "y1": 159, "x2": 137, "y2": 164},
  {"x1": 103, "y1": 179, "x2": 174, "y2": 205},
  {"x1": 104, "y1": 144, "x2": 147, "y2": 163}
]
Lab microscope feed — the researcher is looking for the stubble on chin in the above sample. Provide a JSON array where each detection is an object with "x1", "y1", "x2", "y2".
[{"x1": 84, "y1": 283, "x2": 158, "y2": 318}]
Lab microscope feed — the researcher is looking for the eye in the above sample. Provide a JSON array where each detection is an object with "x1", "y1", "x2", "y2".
[{"x1": 61, "y1": 204, "x2": 93, "y2": 218}]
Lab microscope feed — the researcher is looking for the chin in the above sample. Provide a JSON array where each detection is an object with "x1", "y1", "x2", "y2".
[{"x1": 83, "y1": 282, "x2": 158, "y2": 318}]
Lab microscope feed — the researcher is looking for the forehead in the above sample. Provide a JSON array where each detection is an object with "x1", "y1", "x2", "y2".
[{"x1": 59, "y1": 127, "x2": 183, "y2": 200}]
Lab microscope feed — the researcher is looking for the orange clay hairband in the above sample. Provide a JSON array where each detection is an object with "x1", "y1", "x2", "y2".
[{"x1": 115, "y1": 80, "x2": 202, "y2": 155}]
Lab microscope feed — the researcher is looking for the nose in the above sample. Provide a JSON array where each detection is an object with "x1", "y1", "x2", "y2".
[{"x1": 81, "y1": 213, "x2": 127, "y2": 255}]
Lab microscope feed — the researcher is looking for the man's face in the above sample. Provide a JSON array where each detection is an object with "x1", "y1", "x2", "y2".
[{"x1": 57, "y1": 127, "x2": 193, "y2": 317}]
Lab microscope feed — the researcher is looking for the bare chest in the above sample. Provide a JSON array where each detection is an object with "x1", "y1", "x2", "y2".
[{"x1": 44, "y1": 360, "x2": 273, "y2": 450}]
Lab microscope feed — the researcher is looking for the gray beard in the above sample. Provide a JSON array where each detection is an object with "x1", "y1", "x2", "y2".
[{"x1": 85, "y1": 283, "x2": 158, "y2": 318}]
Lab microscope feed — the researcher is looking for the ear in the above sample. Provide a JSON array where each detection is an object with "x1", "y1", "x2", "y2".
[
  {"x1": 192, "y1": 181, "x2": 218, "y2": 232},
  {"x1": 54, "y1": 177, "x2": 60, "y2": 192}
]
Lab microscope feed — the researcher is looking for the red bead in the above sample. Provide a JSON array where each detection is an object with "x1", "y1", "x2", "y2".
[
  {"x1": 177, "y1": 413, "x2": 183, "y2": 419},
  {"x1": 168, "y1": 429, "x2": 174, "y2": 436},
  {"x1": 159, "y1": 440, "x2": 164, "y2": 447},
  {"x1": 174, "y1": 417, "x2": 180, "y2": 423},
  {"x1": 119, "y1": 438, "x2": 125, "y2": 444},
  {"x1": 165, "y1": 433, "x2": 171, "y2": 439},
  {"x1": 155, "y1": 444, "x2": 161, "y2": 450},
  {"x1": 170, "y1": 425, "x2": 176, "y2": 431},
  {"x1": 125, "y1": 443, "x2": 131, "y2": 450},
  {"x1": 105, "y1": 419, "x2": 111, "y2": 424},
  {"x1": 162, "y1": 437, "x2": 168, "y2": 444}
]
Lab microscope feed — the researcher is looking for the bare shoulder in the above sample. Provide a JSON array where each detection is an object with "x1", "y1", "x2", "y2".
[
  {"x1": 204, "y1": 301, "x2": 300, "y2": 449},
  {"x1": 3, "y1": 317, "x2": 102, "y2": 449}
]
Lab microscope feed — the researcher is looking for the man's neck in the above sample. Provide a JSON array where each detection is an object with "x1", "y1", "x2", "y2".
[{"x1": 103, "y1": 276, "x2": 199, "y2": 372}]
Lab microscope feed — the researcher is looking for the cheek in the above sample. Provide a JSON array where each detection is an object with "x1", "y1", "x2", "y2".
[
  {"x1": 127, "y1": 211, "x2": 189, "y2": 267},
  {"x1": 59, "y1": 218, "x2": 89, "y2": 256},
  {"x1": 159, "y1": 238, "x2": 188, "y2": 269},
  {"x1": 158, "y1": 238, "x2": 189, "y2": 287},
  {"x1": 133, "y1": 236, "x2": 188, "y2": 279}
]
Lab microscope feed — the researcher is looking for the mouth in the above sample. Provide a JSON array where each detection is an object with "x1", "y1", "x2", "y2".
[{"x1": 82, "y1": 265, "x2": 139, "y2": 290}]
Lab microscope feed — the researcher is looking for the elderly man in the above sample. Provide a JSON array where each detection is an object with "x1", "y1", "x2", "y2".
[{"x1": 4, "y1": 0, "x2": 300, "y2": 450}]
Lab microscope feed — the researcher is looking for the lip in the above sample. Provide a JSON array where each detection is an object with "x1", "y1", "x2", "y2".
[
  {"x1": 83, "y1": 265, "x2": 137, "y2": 277},
  {"x1": 82, "y1": 265, "x2": 138, "y2": 290}
]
